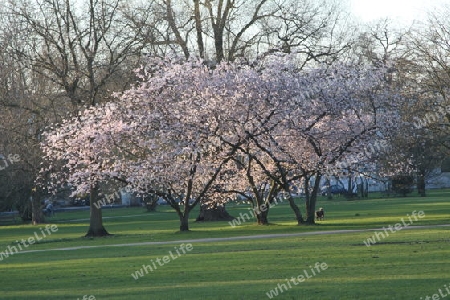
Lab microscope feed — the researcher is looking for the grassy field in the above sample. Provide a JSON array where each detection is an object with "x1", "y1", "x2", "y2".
[{"x1": 0, "y1": 190, "x2": 449, "y2": 299}]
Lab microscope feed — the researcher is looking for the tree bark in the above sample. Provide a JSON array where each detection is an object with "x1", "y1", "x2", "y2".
[
  {"x1": 196, "y1": 204, "x2": 234, "y2": 221},
  {"x1": 206, "y1": 0, "x2": 232, "y2": 62},
  {"x1": 363, "y1": 177, "x2": 369, "y2": 198},
  {"x1": 305, "y1": 200, "x2": 315, "y2": 224},
  {"x1": 255, "y1": 208, "x2": 269, "y2": 225},
  {"x1": 31, "y1": 190, "x2": 44, "y2": 225},
  {"x1": 325, "y1": 177, "x2": 332, "y2": 200},
  {"x1": 179, "y1": 212, "x2": 190, "y2": 231},
  {"x1": 417, "y1": 173, "x2": 426, "y2": 197},
  {"x1": 193, "y1": 0, "x2": 205, "y2": 59},
  {"x1": 286, "y1": 194, "x2": 304, "y2": 225},
  {"x1": 304, "y1": 175, "x2": 321, "y2": 224},
  {"x1": 166, "y1": 0, "x2": 190, "y2": 59},
  {"x1": 145, "y1": 201, "x2": 158, "y2": 212},
  {"x1": 347, "y1": 169, "x2": 353, "y2": 197},
  {"x1": 144, "y1": 194, "x2": 158, "y2": 212},
  {"x1": 85, "y1": 184, "x2": 110, "y2": 237}
]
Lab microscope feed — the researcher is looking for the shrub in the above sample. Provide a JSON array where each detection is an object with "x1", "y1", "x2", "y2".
[{"x1": 391, "y1": 175, "x2": 414, "y2": 196}]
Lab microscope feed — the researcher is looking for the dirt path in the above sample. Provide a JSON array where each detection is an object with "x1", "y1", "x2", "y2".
[{"x1": 15, "y1": 224, "x2": 450, "y2": 255}]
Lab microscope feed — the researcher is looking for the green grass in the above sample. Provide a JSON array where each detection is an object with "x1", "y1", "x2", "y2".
[{"x1": 0, "y1": 190, "x2": 449, "y2": 299}]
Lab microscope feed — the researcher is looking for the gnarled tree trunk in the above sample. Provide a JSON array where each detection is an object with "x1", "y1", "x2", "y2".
[
  {"x1": 196, "y1": 203, "x2": 234, "y2": 221},
  {"x1": 286, "y1": 194, "x2": 304, "y2": 225},
  {"x1": 179, "y1": 211, "x2": 190, "y2": 232},
  {"x1": 85, "y1": 184, "x2": 110, "y2": 237},
  {"x1": 304, "y1": 175, "x2": 322, "y2": 224},
  {"x1": 255, "y1": 209, "x2": 269, "y2": 225}
]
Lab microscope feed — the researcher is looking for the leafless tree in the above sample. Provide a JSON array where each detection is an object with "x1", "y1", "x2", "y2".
[
  {"x1": 3, "y1": 0, "x2": 153, "y2": 235},
  {"x1": 147, "y1": 0, "x2": 350, "y2": 64}
]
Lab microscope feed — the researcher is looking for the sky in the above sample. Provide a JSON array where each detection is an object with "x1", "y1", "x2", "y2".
[{"x1": 349, "y1": 0, "x2": 448, "y2": 25}]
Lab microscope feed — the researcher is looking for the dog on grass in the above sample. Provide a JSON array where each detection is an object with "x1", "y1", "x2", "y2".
[{"x1": 315, "y1": 208, "x2": 324, "y2": 221}]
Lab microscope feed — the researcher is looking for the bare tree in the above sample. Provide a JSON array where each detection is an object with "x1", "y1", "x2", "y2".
[
  {"x1": 148, "y1": 0, "x2": 349, "y2": 64},
  {"x1": 10, "y1": 0, "x2": 148, "y2": 108},
  {"x1": 4, "y1": 0, "x2": 152, "y2": 236},
  {"x1": 407, "y1": 6, "x2": 450, "y2": 151},
  {"x1": 0, "y1": 7, "x2": 51, "y2": 224},
  {"x1": 350, "y1": 13, "x2": 450, "y2": 196},
  {"x1": 351, "y1": 19, "x2": 408, "y2": 68},
  {"x1": 258, "y1": 0, "x2": 350, "y2": 66}
]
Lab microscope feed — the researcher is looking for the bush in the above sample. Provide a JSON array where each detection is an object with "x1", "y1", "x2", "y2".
[{"x1": 391, "y1": 175, "x2": 414, "y2": 196}]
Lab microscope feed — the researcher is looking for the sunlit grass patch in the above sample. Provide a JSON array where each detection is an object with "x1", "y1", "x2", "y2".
[{"x1": 0, "y1": 189, "x2": 449, "y2": 299}]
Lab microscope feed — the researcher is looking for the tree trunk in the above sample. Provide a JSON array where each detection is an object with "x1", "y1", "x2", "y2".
[
  {"x1": 196, "y1": 204, "x2": 234, "y2": 221},
  {"x1": 363, "y1": 178, "x2": 369, "y2": 198},
  {"x1": 417, "y1": 173, "x2": 426, "y2": 197},
  {"x1": 166, "y1": 0, "x2": 190, "y2": 59},
  {"x1": 347, "y1": 172, "x2": 352, "y2": 193},
  {"x1": 305, "y1": 212, "x2": 315, "y2": 223},
  {"x1": 304, "y1": 175, "x2": 321, "y2": 224},
  {"x1": 256, "y1": 209, "x2": 269, "y2": 225},
  {"x1": 214, "y1": 32, "x2": 224, "y2": 62},
  {"x1": 145, "y1": 200, "x2": 158, "y2": 212},
  {"x1": 193, "y1": 0, "x2": 205, "y2": 58},
  {"x1": 85, "y1": 184, "x2": 110, "y2": 237},
  {"x1": 179, "y1": 212, "x2": 190, "y2": 231},
  {"x1": 325, "y1": 177, "x2": 332, "y2": 200},
  {"x1": 144, "y1": 194, "x2": 158, "y2": 212},
  {"x1": 305, "y1": 191, "x2": 319, "y2": 223},
  {"x1": 286, "y1": 194, "x2": 304, "y2": 225},
  {"x1": 31, "y1": 190, "x2": 44, "y2": 225},
  {"x1": 170, "y1": 197, "x2": 191, "y2": 232}
]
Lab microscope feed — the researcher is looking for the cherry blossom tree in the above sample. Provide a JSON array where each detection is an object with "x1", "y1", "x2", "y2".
[
  {"x1": 41, "y1": 54, "x2": 402, "y2": 231},
  {"x1": 279, "y1": 66, "x2": 400, "y2": 223},
  {"x1": 42, "y1": 58, "x2": 253, "y2": 231},
  {"x1": 216, "y1": 56, "x2": 403, "y2": 224}
]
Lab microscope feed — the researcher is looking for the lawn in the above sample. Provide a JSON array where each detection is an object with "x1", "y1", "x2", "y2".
[{"x1": 0, "y1": 190, "x2": 449, "y2": 299}]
